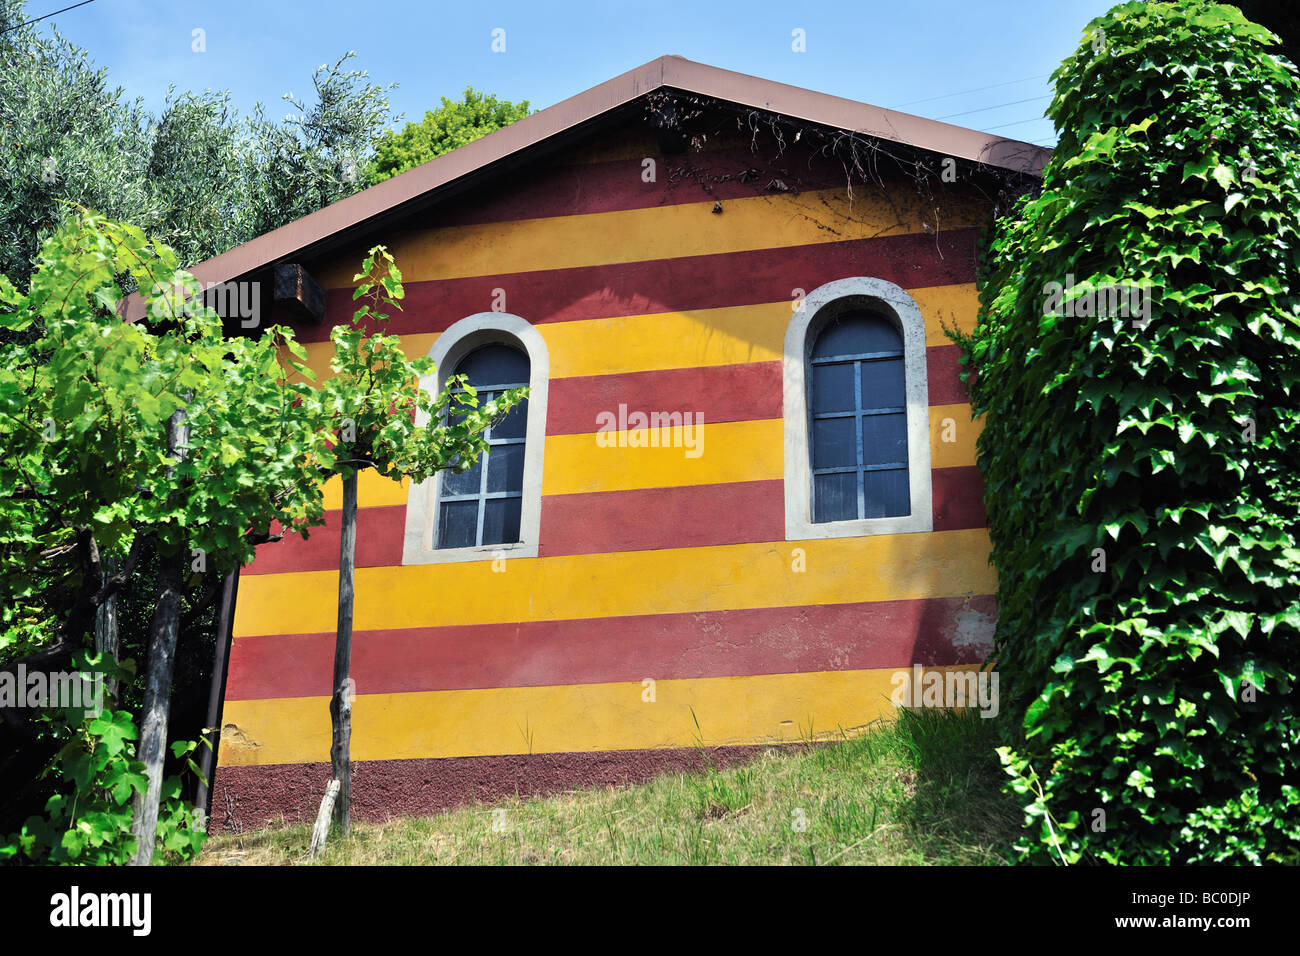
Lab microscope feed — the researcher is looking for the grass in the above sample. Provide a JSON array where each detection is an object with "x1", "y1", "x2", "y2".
[{"x1": 195, "y1": 709, "x2": 1022, "y2": 865}]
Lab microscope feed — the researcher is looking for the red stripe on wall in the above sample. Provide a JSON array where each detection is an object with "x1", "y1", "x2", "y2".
[
  {"x1": 546, "y1": 363, "x2": 783, "y2": 436},
  {"x1": 540, "y1": 464, "x2": 986, "y2": 556},
  {"x1": 932, "y1": 465, "x2": 987, "y2": 532},
  {"x1": 432, "y1": 147, "x2": 855, "y2": 228},
  {"x1": 241, "y1": 464, "x2": 987, "y2": 574},
  {"x1": 244, "y1": 507, "x2": 406, "y2": 575},
  {"x1": 224, "y1": 594, "x2": 998, "y2": 700},
  {"x1": 546, "y1": 349, "x2": 970, "y2": 436},
  {"x1": 293, "y1": 230, "x2": 981, "y2": 342},
  {"x1": 926, "y1": 345, "x2": 970, "y2": 406},
  {"x1": 539, "y1": 480, "x2": 785, "y2": 556}
]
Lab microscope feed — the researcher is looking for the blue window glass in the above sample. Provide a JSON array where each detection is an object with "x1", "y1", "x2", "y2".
[
  {"x1": 809, "y1": 311, "x2": 910, "y2": 522},
  {"x1": 436, "y1": 344, "x2": 529, "y2": 548}
]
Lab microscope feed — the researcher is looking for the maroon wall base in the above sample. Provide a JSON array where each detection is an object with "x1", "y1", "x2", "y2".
[{"x1": 211, "y1": 745, "x2": 801, "y2": 832}]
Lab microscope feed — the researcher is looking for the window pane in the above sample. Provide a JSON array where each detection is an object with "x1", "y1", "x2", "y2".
[
  {"x1": 862, "y1": 412, "x2": 908, "y2": 467},
  {"x1": 811, "y1": 312, "x2": 901, "y2": 359},
  {"x1": 864, "y1": 468, "x2": 910, "y2": 518},
  {"x1": 490, "y1": 397, "x2": 529, "y2": 440},
  {"x1": 436, "y1": 340, "x2": 532, "y2": 550},
  {"x1": 482, "y1": 497, "x2": 522, "y2": 545},
  {"x1": 860, "y1": 358, "x2": 905, "y2": 410},
  {"x1": 487, "y1": 443, "x2": 525, "y2": 493},
  {"x1": 814, "y1": 472, "x2": 858, "y2": 523},
  {"x1": 437, "y1": 500, "x2": 479, "y2": 549},
  {"x1": 457, "y1": 344, "x2": 529, "y2": 388},
  {"x1": 442, "y1": 456, "x2": 483, "y2": 496},
  {"x1": 811, "y1": 363, "x2": 854, "y2": 413},
  {"x1": 812, "y1": 417, "x2": 857, "y2": 469}
]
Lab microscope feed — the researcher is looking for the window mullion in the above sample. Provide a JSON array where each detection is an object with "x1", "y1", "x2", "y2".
[
  {"x1": 475, "y1": 412, "x2": 491, "y2": 546},
  {"x1": 854, "y1": 359, "x2": 865, "y2": 520}
]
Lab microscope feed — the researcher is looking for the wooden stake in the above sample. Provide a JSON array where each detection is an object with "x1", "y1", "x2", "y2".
[
  {"x1": 130, "y1": 408, "x2": 189, "y2": 866},
  {"x1": 329, "y1": 469, "x2": 358, "y2": 832},
  {"x1": 308, "y1": 779, "x2": 341, "y2": 857}
]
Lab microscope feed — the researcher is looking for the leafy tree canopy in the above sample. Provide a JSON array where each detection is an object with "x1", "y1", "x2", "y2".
[
  {"x1": 366, "y1": 87, "x2": 531, "y2": 185},
  {"x1": 0, "y1": 0, "x2": 394, "y2": 288}
]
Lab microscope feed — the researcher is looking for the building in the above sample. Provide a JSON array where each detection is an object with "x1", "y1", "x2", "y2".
[{"x1": 196, "y1": 56, "x2": 1048, "y2": 828}]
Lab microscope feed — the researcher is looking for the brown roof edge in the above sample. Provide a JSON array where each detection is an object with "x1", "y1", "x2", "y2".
[
  {"x1": 661, "y1": 57, "x2": 1051, "y2": 176},
  {"x1": 123, "y1": 55, "x2": 1051, "y2": 320}
]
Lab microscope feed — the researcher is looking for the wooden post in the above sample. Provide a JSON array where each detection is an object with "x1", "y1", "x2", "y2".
[
  {"x1": 194, "y1": 570, "x2": 239, "y2": 829},
  {"x1": 329, "y1": 469, "x2": 358, "y2": 832},
  {"x1": 130, "y1": 408, "x2": 189, "y2": 866},
  {"x1": 308, "y1": 779, "x2": 341, "y2": 857}
]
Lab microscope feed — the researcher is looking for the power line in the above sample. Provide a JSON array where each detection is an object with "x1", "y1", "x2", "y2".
[
  {"x1": 0, "y1": 0, "x2": 97, "y2": 35},
  {"x1": 984, "y1": 116, "x2": 1054, "y2": 131},
  {"x1": 892, "y1": 72, "x2": 1053, "y2": 109},
  {"x1": 934, "y1": 94, "x2": 1052, "y2": 121}
]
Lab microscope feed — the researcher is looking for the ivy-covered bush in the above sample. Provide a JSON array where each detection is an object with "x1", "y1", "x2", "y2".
[{"x1": 955, "y1": 0, "x2": 1300, "y2": 863}]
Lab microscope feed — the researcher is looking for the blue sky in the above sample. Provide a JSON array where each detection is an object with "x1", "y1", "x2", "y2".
[{"x1": 28, "y1": 0, "x2": 1120, "y2": 148}]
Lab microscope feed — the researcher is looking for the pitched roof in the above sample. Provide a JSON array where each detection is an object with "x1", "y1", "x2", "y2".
[{"x1": 125, "y1": 55, "x2": 1051, "y2": 320}]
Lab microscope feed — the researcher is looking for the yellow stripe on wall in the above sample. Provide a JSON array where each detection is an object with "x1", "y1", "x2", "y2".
[
  {"x1": 541, "y1": 407, "x2": 980, "y2": 495},
  {"x1": 320, "y1": 470, "x2": 409, "y2": 510},
  {"x1": 314, "y1": 191, "x2": 988, "y2": 287},
  {"x1": 217, "y1": 665, "x2": 980, "y2": 766},
  {"x1": 286, "y1": 405, "x2": 980, "y2": 511},
  {"x1": 542, "y1": 419, "x2": 781, "y2": 495},
  {"x1": 928, "y1": 405, "x2": 983, "y2": 471},
  {"x1": 543, "y1": 303, "x2": 785, "y2": 378},
  {"x1": 280, "y1": 283, "x2": 978, "y2": 384},
  {"x1": 233, "y1": 527, "x2": 995, "y2": 636},
  {"x1": 913, "y1": 284, "x2": 979, "y2": 344}
]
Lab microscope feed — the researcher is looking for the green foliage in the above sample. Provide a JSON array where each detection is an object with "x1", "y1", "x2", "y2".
[
  {"x1": 317, "y1": 246, "x2": 526, "y2": 484},
  {"x1": 953, "y1": 1, "x2": 1300, "y2": 864},
  {"x1": 0, "y1": 654, "x2": 206, "y2": 865},
  {"x1": 366, "y1": 87, "x2": 531, "y2": 185},
  {"x1": 0, "y1": 210, "x2": 519, "y2": 861},
  {"x1": 0, "y1": 211, "x2": 332, "y2": 653},
  {"x1": 0, "y1": 0, "x2": 394, "y2": 287},
  {"x1": 1231, "y1": 0, "x2": 1300, "y2": 74}
]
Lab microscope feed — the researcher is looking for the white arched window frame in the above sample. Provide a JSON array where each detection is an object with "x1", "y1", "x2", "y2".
[
  {"x1": 401, "y1": 312, "x2": 549, "y2": 565},
  {"x1": 783, "y1": 277, "x2": 933, "y2": 540}
]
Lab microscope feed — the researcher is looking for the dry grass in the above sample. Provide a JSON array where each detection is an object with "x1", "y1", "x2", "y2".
[{"x1": 195, "y1": 708, "x2": 1021, "y2": 866}]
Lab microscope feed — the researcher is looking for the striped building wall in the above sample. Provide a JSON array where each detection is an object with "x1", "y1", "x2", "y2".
[{"x1": 212, "y1": 123, "x2": 999, "y2": 827}]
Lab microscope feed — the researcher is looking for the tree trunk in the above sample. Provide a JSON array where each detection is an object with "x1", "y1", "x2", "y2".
[
  {"x1": 330, "y1": 469, "x2": 358, "y2": 832},
  {"x1": 129, "y1": 545, "x2": 184, "y2": 865},
  {"x1": 129, "y1": 407, "x2": 189, "y2": 866},
  {"x1": 94, "y1": 557, "x2": 119, "y2": 702}
]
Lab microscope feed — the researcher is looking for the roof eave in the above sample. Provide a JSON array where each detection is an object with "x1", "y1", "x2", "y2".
[{"x1": 123, "y1": 54, "x2": 1050, "y2": 320}]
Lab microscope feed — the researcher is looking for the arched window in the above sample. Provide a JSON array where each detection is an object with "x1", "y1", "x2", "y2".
[
  {"x1": 436, "y1": 344, "x2": 530, "y2": 549},
  {"x1": 783, "y1": 278, "x2": 933, "y2": 540},
  {"x1": 402, "y1": 313, "x2": 549, "y2": 565},
  {"x1": 809, "y1": 311, "x2": 909, "y2": 522}
]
